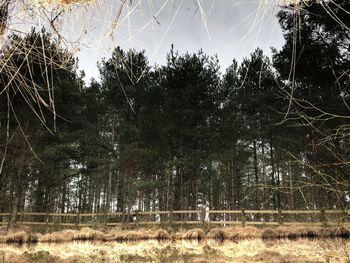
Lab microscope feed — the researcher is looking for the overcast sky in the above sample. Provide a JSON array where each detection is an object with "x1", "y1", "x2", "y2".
[{"x1": 67, "y1": 0, "x2": 285, "y2": 82}]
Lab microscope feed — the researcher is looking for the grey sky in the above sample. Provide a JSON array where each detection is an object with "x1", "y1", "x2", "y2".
[{"x1": 72, "y1": 0, "x2": 285, "y2": 82}]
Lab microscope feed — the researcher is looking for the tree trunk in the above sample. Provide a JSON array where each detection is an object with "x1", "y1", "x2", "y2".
[
  {"x1": 269, "y1": 137, "x2": 276, "y2": 210},
  {"x1": 261, "y1": 138, "x2": 267, "y2": 206},
  {"x1": 9, "y1": 182, "x2": 22, "y2": 228},
  {"x1": 288, "y1": 160, "x2": 294, "y2": 209},
  {"x1": 0, "y1": 90, "x2": 10, "y2": 177},
  {"x1": 106, "y1": 122, "x2": 116, "y2": 219},
  {"x1": 253, "y1": 140, "x2": 259, "y2": 211}
]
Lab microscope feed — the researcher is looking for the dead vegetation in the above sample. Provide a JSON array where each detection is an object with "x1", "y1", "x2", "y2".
[
  {"x1": 1, "y1": 238, "x2": 349, "y2": 263},
  {"x1": 261, "y1": 226, "x2": 350, "y2": 240},
  {"x1": 0, "y1": 230, "x2": 29, "y2": 244},
  {"x1": 168, "y1": 228, "x2": 206, "y2": 242},
  {"x1": 0, "y1": 225, "x2": 349, "y2": 244},
  {"x1": 38, "y1": 227, "x2": 104, "y2": 242},
  {"x1": 104, "y1": 228, "x2": 170, "y2": 242},
  {"x1": 207, "y1": 226, "x2": 263, "y2": 240}
]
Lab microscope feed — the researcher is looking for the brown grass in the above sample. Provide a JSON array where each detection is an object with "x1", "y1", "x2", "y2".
[
  {"x1": 231, "y1": 226, "x2": 263, "y2": 239},
  {"x1": 182, "y1": 228, "x2": 206, "y2": 240},
  {"x1": 72, "y1": 227, "x2": 103, "y2": 240},
  {"x1": 152, "y1": 229, "x2": 170, "y2": 240},
  {"x1": 1, "y1": 238, "x2": 350, "y2": 263},
  {"x1": 207, "y1": 228, "x2": 232, "y2": 240},
  {"x1": 207, "y1": 226, "x2": 350, "y2": 241},
  {"x1": 0, "y1": 230, "x2": 29, "y2": 243},
  {"x1": 262, "y1": 226, "x2": 322, "y2": 239},
  {"x1": 207, "y1": 227, "x2": 262, "y2": 240},
  {"x1": 104, "y1": 228, "x2": 170, "y2": 242},
  {"x1": 38, "y1": 227, "x2": 103, "y2": 242},
  {"x1": 0, "y1": 225, "x2": 349, "y2": 244},
  {"x1": 38, "y1": 230, "x2": 76, "y2": 242}
]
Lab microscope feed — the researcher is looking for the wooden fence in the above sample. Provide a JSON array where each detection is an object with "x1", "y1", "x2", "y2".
[{"x1": 0, "y1": 209, "x2": 349, "y2": 227}]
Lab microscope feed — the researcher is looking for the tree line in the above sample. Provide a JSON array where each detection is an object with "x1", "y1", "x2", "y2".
[{"x1": 0, "y1": 0, "x2": 349, "y2": 224}]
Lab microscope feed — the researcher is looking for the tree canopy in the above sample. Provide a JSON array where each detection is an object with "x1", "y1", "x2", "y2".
[{"x1": 0, "y1": 0, "x2": 349, "y2": 225}]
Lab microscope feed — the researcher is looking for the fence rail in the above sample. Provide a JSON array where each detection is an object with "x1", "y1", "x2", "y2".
[{"x1": 0, "y1": 209, "x2": 349, "y2": 227}]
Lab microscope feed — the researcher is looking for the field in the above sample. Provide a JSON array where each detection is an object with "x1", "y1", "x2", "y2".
[
  {"x1": 0, "y1": 238, "x2": 349, "y2": 262},
  {"x1": 0, "y1": 226, "x2": 350, "y2": 262}
]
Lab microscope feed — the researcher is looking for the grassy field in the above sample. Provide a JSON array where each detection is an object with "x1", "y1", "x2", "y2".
[
  {"x1": 0, "y1": 238, "x2": 349, "y2": 262},
  {"x1": 0, "y1": 225, "x2": 349, "y2": 243},
  {"x1": 0, "y1": 226, "x2": 349, "y2": 262}
]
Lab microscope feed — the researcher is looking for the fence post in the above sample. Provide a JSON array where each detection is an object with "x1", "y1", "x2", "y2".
[
  {"x1": 135, "y1": 210, "x2": 139, "y2": 226},
  {"x1": 320, "y1": 208, "x2": 326, "y2": 226},
  {"x1": 278, "y1": 209, "x2": 282, "y2": 225},
  {"x1": 75, "y1": 213, "x2": 80, "y2": 227},
  {"x1": 45, "y1": 212, "x2": 50, "y2": 226},
  {"x1": 19, "y1": 211, "x2": 24, "y2": 224},
  {"x1": 169, "y1": 210, "x2": 173, "y2": 224},
  {"x1": 241, "y1": 209, "x2": 245, "y2": 227},
  {"x1": 201, "y1": 207, "x2": 205, "y2": 224}
]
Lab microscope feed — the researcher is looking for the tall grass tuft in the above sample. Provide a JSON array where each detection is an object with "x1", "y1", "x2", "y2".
[
  {"x1": 183, "y1": 228, "x2": 206, "y2": 241},
  {"x1": 0, "y1": 230, "x2": 29, "y2": 244}
]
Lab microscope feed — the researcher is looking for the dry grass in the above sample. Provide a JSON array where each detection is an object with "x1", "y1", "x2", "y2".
[
  {"x1": 0, "y1": 238, "x2": 350, "y2": 263},
  {"x1": 38, "y1": 230, "x2": 76, "y2": 243},
  {"x1": 38, "y1": 228, "x2": 103, "y2": 242},
  {"x1": 72, "y1": 227, "x2": 104, "y2": 240},
  {"x1": 207, "y1": 227, "x2": 262, "y2": 240},
  {"x1": 182, "y1": 228, "x2": 206, "y2": 240},
  {"x1": 207, "y1": 226, "x2": 350, "y2": 241},
  {"x1": 0, "y1": 225, "x2": 349, "y2": 244},
  {"x1": 261, "y1": 226, "x2": 350, "y2": 239},
  {"x1": 0, "y1": 225, "x2": 32, "y2": 244},
  {"x1": 0, "y1": 230, "x2": 29, "y2": 243},
  {"x1": 153, "y1": 229, "x2": 170, "y2": 240},
  {"x1": 104, "y1": 228, "x2": 170, "y2": 242},
  {"x1": 207, "y1": 228, "x2": 229, "y2": 240}
]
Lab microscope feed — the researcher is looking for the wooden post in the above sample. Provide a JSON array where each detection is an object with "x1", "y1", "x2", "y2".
[
  {"x1": 278, "y1": 209, "x2": 282, "y2": 225},
  {"x1": 75, "y1": 213, "x2": 80, "y2": 228},
  {"x1": 135, "y1": 210, "x2": 139, "y2": 226},
  {"x1": 19, "y1": 212, "x2": 24, "y2": 224},
  {"x1": 201, "y1": 207, "x2": 205, "y2": 224},
  {"x1": 241, "y1": 209, "x2": 245, "y2": 227},
  {"x1": 169, "y1": 210, "x2": 173, "y2": 224},
  {"x1": 320, "y1": 208, "x2": 326, "y2": 226},
  {"x1": 45, "y1": 212, "x2": 50, "y2": 226}
]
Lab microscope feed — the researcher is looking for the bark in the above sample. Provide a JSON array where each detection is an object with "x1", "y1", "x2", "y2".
[
  {"x1": 269, "y1": 137, "x2": 276, "y2": 210},
  {"x1": 0, "y1": 72, "x2": 10, "y2": 177},
  {"x1": 288, "y1": 160, "x2": 294, "y2": 209},
  {"x1": 9, "y1": 185, "x2": 21, "y2": 228},
  {"x1": 253, "y1": 140, "x2": 259, "y2": 210},
  {"x1": 8, "y1": 138, "x2": 27, "y2": 228},
  {"x1": 166, "y1": 160, "x2": 176, "y2": 222},
  {"x1": 276, "y1": 158, "x2": 281, "y2": 209},
  {"x1": 261, "y1": 139, "x2": 267, "y2": 205},
  {"x1": 106, "y1": 122, "x2": 116, "y2": 217}
]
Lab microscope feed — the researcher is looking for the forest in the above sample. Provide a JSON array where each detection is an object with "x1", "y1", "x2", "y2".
[{"x1": 0, "y1": 0, "x2": 349, "y2": 226}]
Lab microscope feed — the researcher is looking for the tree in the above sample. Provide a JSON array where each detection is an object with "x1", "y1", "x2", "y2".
[
  {"x1": 98, "y1": 47, "x2": 153, "y2": 221},
  {"x1": 0, "y1": 28, "x2": 82, "y2": 225},
  {"x1": 273, "y1": 0, "x2": 350, "y2": 209},
  {"x1": 158, "y1": 47, "x2": 221, "y2": 215}
]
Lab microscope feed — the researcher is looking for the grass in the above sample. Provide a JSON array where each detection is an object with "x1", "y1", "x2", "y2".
[
  {"x1": 1, "y1": 238, "x2": 349, "y2": 263},
  {"x1": 0, "y1": 225, "x2": 350, "y2": 244}
]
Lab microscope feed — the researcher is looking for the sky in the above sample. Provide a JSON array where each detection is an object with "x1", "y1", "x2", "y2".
[
  {"x1": 6, "y1": 0, "x2": 285, "y2": 83},
  {"x1": 56, "y1": 0, "x2": 286, "y2": 83}
]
